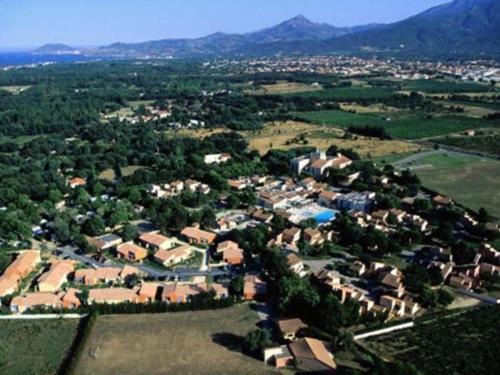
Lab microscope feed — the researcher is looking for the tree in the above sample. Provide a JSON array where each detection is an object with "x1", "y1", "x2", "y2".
[
  {"x1": 477, "y1": 207, "x2": 490, "y2": 223},
  {"x1": 82, "y1": 216, "x2": 106, "y2": 236},
  {"x1": 121, "y1": 224, "x2": 139, "y2": 242},
  {"x1": 229, "y1": 275, "x2": 244, "y2": 297},
  {"x1": 54, "y1": 218, "x2": 72, "y2": 243},
  {"x1": 243, "y1": 329, "x2": 271, "y2": 359},
  {"x1": 420, "y1": 285, "x2": 438, "y2": 308},
  {"x1": 437, "y1": 288, "x2": 454, "y2": 306}
]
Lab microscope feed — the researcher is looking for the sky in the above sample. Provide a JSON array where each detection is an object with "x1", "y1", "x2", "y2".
[{"x1": 0, "y1": 0, "x2": 450, "y2": 49}]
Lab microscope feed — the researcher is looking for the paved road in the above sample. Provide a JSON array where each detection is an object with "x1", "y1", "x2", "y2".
[
  {"x1": 393, "y1": 149, "x2": 445, "y2": 168},
  {"x1": 0, "y1": 313, "x2": 85, "y2": 320},
  {"x1": 59, "y1": 246, "x2": 233, "y2": 280}
]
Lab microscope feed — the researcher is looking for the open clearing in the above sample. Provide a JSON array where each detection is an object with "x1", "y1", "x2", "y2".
[
  {"x1": 0, "y1": 85, "x2": 32, "y2": 94},
  {"x1": 405, "y1": 153, "x2": 500, "y2": 220},
  {"x1": 74, "y1": 304, "x2": 278, "y2": 375},
  {"x1": 361, "y1": 306, "x2": 500, "y2": 375},
  {"x1": 0, "y1": 319, "x2": 79, "y2": 375},
  {"x1": 99, "y1": 165, "x2": 146, "y2": 181}
]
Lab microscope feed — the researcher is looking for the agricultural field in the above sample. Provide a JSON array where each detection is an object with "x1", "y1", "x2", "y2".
[
  {"x1": 361, "y1": 306, "x2": 500, "y2": 375},
  {"x1": 248, "y1": 81, "x2": 323, "y2": 95},
  {"x1": 0, "y1": 318, "x2": 79, "y2": 375},
  {"x1": 74, "y1": 304, "x2": 278, "y2": 375},
  {"x1": 400, "y1": 152, "x2": 500, "y2": 220},
  {"x1": 295, "y1": 109, "x2": 500, "y2": 139}
]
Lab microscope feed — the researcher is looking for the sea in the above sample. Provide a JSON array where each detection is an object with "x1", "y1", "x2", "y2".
[{"x1": 0, "y1": 52, "x2": 111, "y2": 67}]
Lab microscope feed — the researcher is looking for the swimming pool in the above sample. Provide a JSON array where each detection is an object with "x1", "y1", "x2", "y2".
[{"x1": 314, "y1": 210, "x2": 337, "y2": 224}]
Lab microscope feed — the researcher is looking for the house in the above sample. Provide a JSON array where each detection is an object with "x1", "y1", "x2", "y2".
[
  {"x1": 0, "y1": 276, "x2": 18, "y2": 299},
  {"x1": 290, "y1": 156, "x2": 311, "y2": 175},
  {"x1": 181, "y1": 226, "x2": 216, "y2": 246},
  {"x1": 303, "y1": 228, "x2": 324, "y2": 246},
  {"x1": 4, "y1": 250, "x2": 41, "y2": 280},
  {"x1": 139, "y1": 232, "x2": 175, "y2": 251},
  {"x1": 154, "y1": 244, "x2": 193, "y2": 267},
  {"x1": 318, "y1": 191, "x2": 341, "y2": 208},
  {"x1": 74, "y1": 267, "x2": 122, "y2": 286},
  {"x1": 58, "y1": 288, "x2": 82, "y2": 309},
  {"x1": 263, "y1": 346, "x2": 294, "y2": 368},
  {"x1": 120, "y1": 265, "x2": 141, "y2": 280},
  {"x1": 161, "y1": 282, "x2": 228, "y2": 304},
  {"x1": 337, "y1": 192, "x2": 375, "y2": 213},
  {"x1": 282, "y1": 227, "x2": 301, "y2": 244},
  {"x1": 309, "y1": 159, "x2": 335, "y2": 180},
  {"x1": 116, "y1": 242, "x2": 148, "y2": 262},
  {"x1": 10, "y1": 292, "x2": 62, "y2": 313},
  {"x1": 404, "y1": 299, "x2": 420, "y2": 316},
  {"x1": 204, "y1": 153, "x2": 231, "y2": 165},
  {"x1": 252, "y1": 209, "x2": 274, "y2": 223},
  {"x1": 371, "y1": 210, "x2": 389, "y2": 222},
  {"x1": 287, "y1": 253, "x2": 305, "y2": 275},
  {"x1": 289, "y1": 337, "x2": 337, "y2": 373},
  {"x1": 216, "y1": 240, "x2": 240, "y2": 253},
  {"x1": 379, "y1": 272, "x2": 405, "y2": 298},
  {"x1": 37, "y1": 261, "x2": 74, "y2": 293},
  {"x1": 136, "y1": 282, "x2": 161, "y2": 303},
  {"x1": 88, "y1": 287, "x2": 139, "y2": 304},
  {"x1": 449, "y1": 274, "x2": 475, "y2": 291},
  {"x1": 68, "y1": 177, "x2": 86, "y2": 188},
  {"x1": 277, "y1": 318, "x2": 308, "y2": 341},
  {"x1": 314, "y1": 269, "x2": 341, "y2": 288},
  {"x1": 480, "y1": 263, "x2": 500, "y2": 276},
  {"x1": 379, "y1": 295, "x2": 406, "y2": 317},
  {"x1": 222, "y1": 246, "x2": 244, "y2": 266},
  {"x1": 334, "y1": 285, "x2": 364, "y2": 304},
  {"x1": 433, "y1": 195, "x2": 452, "y2": 206},
  {"x1": 331, "y1": 155, "x2": 352, "y2": 170},
  {"x1": 243, "y1": 275, "x2": 267, "y2": 301},
  {"x1": 351, "y1": 261, "x2": 366, "y2": 276},
  {"x1": 86, "y1": 234, "x2": 123, "y2": 251}
]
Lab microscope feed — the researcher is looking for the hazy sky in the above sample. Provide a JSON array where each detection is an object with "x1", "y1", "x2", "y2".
[{"x1": 1, "y1": 0, "x2": 450, "y2": 49}]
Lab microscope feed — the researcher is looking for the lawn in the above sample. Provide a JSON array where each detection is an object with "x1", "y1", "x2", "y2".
[
  {"x1": 295, "y1": 110, "x2": 500, "y2": 139},
  {"x1": 409, "y1": 153, "x2": 500, "y2": 220},
  {"x1": 0, "y1": 318, "x2": 80, "y2": 375},
  {"x1": 361, "y1": 305, "x2": 500, "y2": 375},
  {"x1": 74, "y1": 304, "x2": 278, "y2": 375},
  {"x1": 0, "y1": 135, "x2": 42, "y2": 146}
]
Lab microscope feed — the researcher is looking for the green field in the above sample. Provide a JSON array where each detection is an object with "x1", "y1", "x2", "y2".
[
  {"x1": 295, "y1": 110, "x2": 500, "y2": 139},
  {"x1": 0, "y1": 318, "x2": 79, "y2": 375},
  {"x1": 406, "y1": 153, "x2": 500, "y2": 220},
  {"x1": 401, "y1": 79, "x2": 493, "y2": 94},
  {"x1": 285, "y1": 86, "x2": 396, "y2": 101},
  {"x1": 361, "y1": 306, "x2": 500, "y2": 375}
]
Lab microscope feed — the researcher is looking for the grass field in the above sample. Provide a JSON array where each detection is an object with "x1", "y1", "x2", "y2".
[
  {"x1": 406, "y1": 153, "x2": 500, "y2": 220},
  {"x1": 99, "y1": 165, "x2": 146, "y2": 181},
  {"x1": 0, "y1": 319, "x2": 79, "y2": 375},
  {"x1": 74, "y1": 304, "x2": 278, "y2": 375},
  {"x1": 295, "y1": 110, "x2": 500, "y2": 139},
  {"x1": 361, "y1": 306, "x2": 500, "y2": 375}
]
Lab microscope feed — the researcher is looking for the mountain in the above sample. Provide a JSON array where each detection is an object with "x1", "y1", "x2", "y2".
[
  {"x1": 95, "y1": 16, "x2": 381, "y2": 57},
  {"x1": 244, "y1": 15, "x2": 381, "y2": 43},
  {"x1": 33, "y1": 0, "x2": 500, "y2": 59},
  {"x1": 33, "y1": 43, "x2": 80, "y2": 54},
  {"x1": 328, "y1": 0, "x2": 500, "y2": 56}
]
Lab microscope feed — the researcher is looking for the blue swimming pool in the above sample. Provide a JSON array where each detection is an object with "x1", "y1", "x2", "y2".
[{"x1": 314, "y1": 210, "x2": 337, "y2": 224}]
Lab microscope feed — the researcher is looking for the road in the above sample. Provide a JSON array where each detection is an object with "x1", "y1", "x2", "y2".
[
  {"x1": 58, "y1": 246, "x2": 233, "y2": 280},
  {"x1": 0, "y1": 313, "x2": 85, "y2": 320}
]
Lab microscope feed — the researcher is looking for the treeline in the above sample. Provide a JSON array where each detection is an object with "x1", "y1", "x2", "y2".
[{"x1": 347, "y1": 125, "x2": 391, "y2": 140}]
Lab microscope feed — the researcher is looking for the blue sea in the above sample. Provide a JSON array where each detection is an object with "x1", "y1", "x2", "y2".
[{"x1": 0, "y1": 52, "x2": 108, "y2": 67}]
